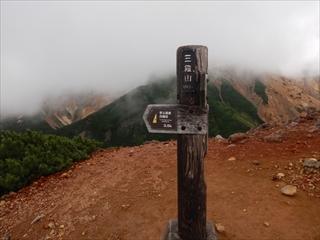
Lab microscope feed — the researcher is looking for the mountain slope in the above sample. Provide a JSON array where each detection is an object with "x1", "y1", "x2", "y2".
[
  {"x1": 54, "y1": 77, "x2": 178, "y2": 147},
  {"x1": 53, "y1": 76, "x2": 263, "y2": 147},
  {"x1": 42, "y1": 92, "x2": 113, "y2": 129},
  {"x1": 209, "y1": 67, "x2": 320, "y2": 123},
  {"x1": 0, "y1": 92, "x2": 113, "y2": 133},
  {"x1": 1, "y1": 70, "x2": 319, "y2": 148},
  {"x1": 0, "y1": 113, "x2": 53, "y2": 134}
]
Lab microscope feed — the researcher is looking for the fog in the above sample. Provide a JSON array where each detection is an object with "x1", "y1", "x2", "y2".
[{"x1": 1, "y1": 1, "x2": 319, "y2": 115}]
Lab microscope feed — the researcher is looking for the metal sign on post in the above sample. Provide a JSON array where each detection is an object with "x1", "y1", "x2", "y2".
[
  {"x1": 143, "y1": 45, "x2": 216, "y2": 240},
  {"x1": 143, "y1": 104, "x2": 208, "y2": 134}
]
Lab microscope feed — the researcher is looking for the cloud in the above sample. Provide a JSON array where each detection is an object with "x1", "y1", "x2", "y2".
[{"x1": 1, "y1": 1, "x2": 319, "y2": 115}]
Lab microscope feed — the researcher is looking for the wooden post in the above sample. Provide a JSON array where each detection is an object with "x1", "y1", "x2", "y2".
[{"x1": 177, "y1": 45, "x2": 208, "y2": 240}]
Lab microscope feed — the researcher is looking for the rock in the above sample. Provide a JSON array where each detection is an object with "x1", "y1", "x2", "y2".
[
  {"x1": 308, "y1": 119, "x2": 320, "y2": 132},
  {"x1": 5, "y1": 233, "x2": 11, "y2": 240},
  {"x1": 31, "y1": 215, "x2": 43, "y2": 225},
  {"x1": 253, "y1": 160, "x2": 260, "y2": 165},
  {"x1": 272, "y1": 173, "x2": 285, "y2": 181},
  {"x1": 303, "y1": 158, "x2": 320, "y2": 168},
  {"x1": 48, "y1": 222, "x2": 55, "y2": 229},
  {"x1": 215, "y1": 223, "x2": 225, "y2": 234},
  {"x1": 43, "y1": 221, "x2": 55, "y2": 229},
  {"x1": 43, "y1": 222, "x2": 50, "y2": 229},
  {"x1": 228, "y1": 157, "x2": 236, "y2": 161},
  {"x1": 215, "y1": 135, "x2": 224, "y2": 139},
  {"x1": 264, "y1": 130, "x2": 286, "y2": 142},
  {"x1": 243, "y1": 209, "x2": 247, "y2": 212},
  {"x1": 264, "y1": 222, "x2": 270, "y2": 227},
  {"x1": 304, "y1": 167, "x2": 317, "y2": 174},
  {"x1": 281, "y1": 185, "x2": 297, "y2": 196},
  {"x1": 302, "y1": 158, "x2": 320, "y2": 174},
  {"x1": 60, "y1": 225, "x2": 64, "y2": 229},
  {"x1": 228, "y1": 133, "x2": 249, "y2": 143},
  {"x1": 0, "y1": 200, "x2": 5, "y2": 207},
  {"x1": 122, "y1": 204, "x2": 130, "y2": 210},
  {"x1": 257, "y1": 121, "x2": 276, "y2": 130},
  {"x1": 288, "y1": 122, "x2": 298, "y2": 127},
  {"x1": 8, "y1": 191, "x2": 16, "y2": 196},
  {"x1": 61, "y1": 173, "x2": 68, "y2": 178},
  {"x1": 227, "y1": 144, "x2": 236, "y2": 148}
]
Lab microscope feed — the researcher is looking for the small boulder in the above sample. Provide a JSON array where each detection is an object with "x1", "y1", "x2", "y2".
[
  {"x1": 253, "y1": 160, "x2": 260, "y2": 165},
  {"x1": 264, "y1": 130, "x2": 286, "y2": 142},
  {"x1": 48, "y1": 222, "x2": 55, "y2": 229},
  {"x1": 61, "y1": 173, "x2": 68, "y2": 178},
  {"x1": 303, "y1": 158, "x2": 320, "y2": 168},
  {"x1": 215, "y1": 223, "x2": 226, "y2": 234},
  {"x1": 281, "y1": 185, "x2": 297, "y2": 196},
  {"x1": 228, "y1": 133, "x2": 249, "y2": 143},
  {"x1": 215, "y1": 135, "x2": 224, "y2": 139}
]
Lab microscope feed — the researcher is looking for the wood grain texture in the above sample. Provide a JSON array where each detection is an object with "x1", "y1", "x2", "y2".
[{"x1": 176, "y1": 45, "x2": 208, "y2": 240}]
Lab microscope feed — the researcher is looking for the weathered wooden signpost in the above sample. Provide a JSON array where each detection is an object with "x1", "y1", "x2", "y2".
[{"x1": 143, "y1": 45, "x2": 216, "y2": 240}]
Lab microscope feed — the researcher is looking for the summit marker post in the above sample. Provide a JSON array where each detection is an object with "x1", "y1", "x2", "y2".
[{"x1": 143, "y1": 45, "x2": 216, "y2": 240}]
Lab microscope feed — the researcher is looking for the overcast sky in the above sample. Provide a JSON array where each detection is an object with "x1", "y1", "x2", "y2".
[{"x1": 1, "y1": 1, "x2": 319, "y2": 115}]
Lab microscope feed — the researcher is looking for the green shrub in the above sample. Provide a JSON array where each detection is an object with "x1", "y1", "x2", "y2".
[
  {"x1": 0, "y1": 129, "x2": 101, "y2": 195},
  {"x1": 295, "y1": 107, "x2": 303, "y2": 113},
  {"x1": 254, "y1": 79, "x2": 268, "y2": 105}
]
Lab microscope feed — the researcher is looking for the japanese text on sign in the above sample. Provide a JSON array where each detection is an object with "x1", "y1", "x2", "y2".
[
  {"x1": 147, "y1": 107, "x2": 177, "y2": 131},
  {"x1": 182, "y1": 50, "x2": 196, "y2": 92}
]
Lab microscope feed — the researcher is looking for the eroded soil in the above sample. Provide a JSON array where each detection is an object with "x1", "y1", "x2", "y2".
[{"x1": 1, "y1": 117, "x2": 320, "y2": 240}]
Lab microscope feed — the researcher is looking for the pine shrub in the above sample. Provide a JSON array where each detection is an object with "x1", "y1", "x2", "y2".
[{"x1": 0, "y1": 129, "x2": 101, "y2": 195}]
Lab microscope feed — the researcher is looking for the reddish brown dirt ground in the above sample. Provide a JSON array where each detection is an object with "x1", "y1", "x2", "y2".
[{"x1": 1, "y1": 117, "x2": 320, "y2": 240}]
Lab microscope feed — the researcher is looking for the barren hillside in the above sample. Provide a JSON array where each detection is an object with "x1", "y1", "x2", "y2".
[
  {"x1": 42, "y1": 92, "x2": 114, "y2": 129},
  {"x1": 1, "y1": 113, "x2": 320, "y2": 240}
]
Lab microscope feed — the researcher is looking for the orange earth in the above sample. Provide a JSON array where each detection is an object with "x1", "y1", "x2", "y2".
[{"x1": 1, "y1": 116, "x2": 320, "y2": 240}]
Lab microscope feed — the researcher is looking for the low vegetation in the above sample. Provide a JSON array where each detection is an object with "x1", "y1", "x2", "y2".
[
  {"x1": 295, "y1": 106, "x2": 303, "y2": 113},
  {"x1": 207, "y1": 80, "x2": 263, "y2": 137},
  {"x1": 0, "y1": 129, "x2": 101, "y2": 196},
  {"x1": 254, "y1": 79, "x2": 269, "y2": 105}
]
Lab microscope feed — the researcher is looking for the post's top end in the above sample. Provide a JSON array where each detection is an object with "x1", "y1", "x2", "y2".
[{"x1": 177, "y1": 45, "x2": 208, "y2": 52}]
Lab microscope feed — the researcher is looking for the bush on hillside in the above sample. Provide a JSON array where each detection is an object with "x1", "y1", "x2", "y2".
[
  {"x1": 0, "y1": 129, "x2": 102, "y2": 196},
  {"x1": 254, "y1": 79, "x2": 268, "y2": 105}
]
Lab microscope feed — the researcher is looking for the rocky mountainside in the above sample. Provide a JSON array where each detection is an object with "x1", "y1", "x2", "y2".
[
  {"x1": 209, "y1": 67, "x2": 320, "y2": 124},
  {"x1": 1, "y1": 92, "x2": 114, "y2": 133},
  {"x1": 42, "y1": 92, "x2": 114, "y2": 129}
]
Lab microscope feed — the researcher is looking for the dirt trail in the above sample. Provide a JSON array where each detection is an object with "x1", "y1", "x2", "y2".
[{"x1": 1, "y1": 116, "x2": 320, "y2": 240}]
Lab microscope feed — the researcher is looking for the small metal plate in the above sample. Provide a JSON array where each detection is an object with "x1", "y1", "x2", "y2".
[{"x1": 143, "y1": 104, "x2": 208, "y2": 134}]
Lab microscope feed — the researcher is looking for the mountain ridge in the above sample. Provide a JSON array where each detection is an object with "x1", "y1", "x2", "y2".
[{"x1": 1, "y1": 69, "x2": 319, "y2": 148}]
